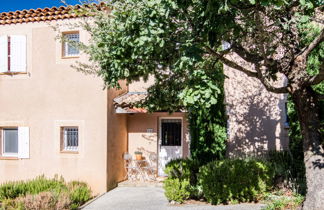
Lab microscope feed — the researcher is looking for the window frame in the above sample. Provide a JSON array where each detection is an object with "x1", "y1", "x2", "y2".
[
  {"x1": 60, "y1": 126, "x2": 79, "y2": 153},
  {"x1": 159, "y1": 117, "x2": 183, "y2": 147},
  {"x1": 1, "y1": 127, "x2": 19, "y2": 158},
  {"x1": 62, "y1": 31, "x2": 80, "y2": 59}
]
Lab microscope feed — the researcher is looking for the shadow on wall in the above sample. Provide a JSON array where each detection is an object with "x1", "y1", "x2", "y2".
[
  {"x1": 227, "y1": 91, "x2": 288, "y2": 157},
  {"x1": 141, "y1": 133, "x2": 157, "y2": 143}
]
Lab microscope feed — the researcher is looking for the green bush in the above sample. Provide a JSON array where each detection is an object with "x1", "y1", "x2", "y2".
[
  {"x1": 68, "y1": 181, "x2": 92, "y2": 210},
  {"x1": 198, "y1": 159, "x2": 274, "y2": 205},
  {"x1": 164, "y1": 178, "x2": 190, "y2": 203},
  {"x1": 0, "y1": 176, "x2": 66, "y2": 200},
  {"x1": 163, "y1": 158, "x2": 202, "y2": 202},
  {"x1": 164, "y1": 159, "x2": 200, "y2": 184},
  {"x1": 0, "y1": 176, "x2": 92, "y2": 210}
]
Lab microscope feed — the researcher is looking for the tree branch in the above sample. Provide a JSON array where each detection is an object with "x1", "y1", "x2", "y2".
[
  {"x1": 231, "y1": 42, "x2": 263, "y2": 64},
  {"x1": 205, "y1": 46, "x2": 258, "y2": 78},
  {"x1": 206, "y1": 46, "x2": 288, "y2": 93},
  {"x1": 255, "y1": 64, "x2": 289, "y2": 94},
  {"x1": 301, "y1": 28, "x2": 324, "y2": 58}
]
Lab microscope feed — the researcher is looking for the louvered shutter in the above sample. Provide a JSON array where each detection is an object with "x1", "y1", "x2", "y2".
[
  {"x1": 0, "y1": 36, "x2": 8, "y2": 73},
  {"x1": 18, "y1": 127, "x2": 30, "y2": 159},
  {"x1": 10, "y1": 35, "x2": 27, "y2": 72}
]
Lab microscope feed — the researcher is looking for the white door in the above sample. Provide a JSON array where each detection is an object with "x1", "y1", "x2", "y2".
[{"x1": 158, "y1": 118, "x2": 183, "y2": 176}]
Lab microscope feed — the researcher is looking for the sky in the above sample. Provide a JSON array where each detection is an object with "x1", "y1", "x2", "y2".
[{"x1": 0, "y1": 0, "x2": 84, "y2": 13}]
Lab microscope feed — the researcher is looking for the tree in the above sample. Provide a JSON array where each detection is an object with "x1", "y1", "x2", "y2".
[{"x1": 77, "y1": 0, "x2": 323, "y2": 208}]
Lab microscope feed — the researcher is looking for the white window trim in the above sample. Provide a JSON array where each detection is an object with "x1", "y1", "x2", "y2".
[
  {"x1": 62, "y1": 32, "x2": 80, "y2": 58},
  {"x1": 0, "y1": 35, "x2": 27, "y2": 74}
]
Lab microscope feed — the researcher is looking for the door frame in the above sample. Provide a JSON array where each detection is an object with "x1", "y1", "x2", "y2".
[{"x1": 158, "y1": 117, "x2": 184, "y2": 175}]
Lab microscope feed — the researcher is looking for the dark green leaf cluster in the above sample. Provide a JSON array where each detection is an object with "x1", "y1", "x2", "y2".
[
  {"x1": 163, "y1": 158, "x2": 201, "y2": 202},
  {"x1": 267, "y1": 150, "x2": 306, "y2": 195},
  {"x1": 198, "y1": 159, "x2": 274, "y2": 205},
  {"x1": 163, "y1": 158, "x2": 276, "y2": 204}
]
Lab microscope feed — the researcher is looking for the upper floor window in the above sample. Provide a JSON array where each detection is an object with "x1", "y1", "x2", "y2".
[
  {"x1": 62, "y1": 32, "x2": 80, "y2": 58},
  {"x1": 0, "y1": 35, "x2": 27, "y2": 73}
]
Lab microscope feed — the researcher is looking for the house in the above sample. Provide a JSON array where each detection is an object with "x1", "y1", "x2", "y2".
[
  {"x1": 0, "y1": 5, "x2": 189, "y2": 194},
  {"x1": 0, "y1": 4, "x2": 288, "y2": 194}
]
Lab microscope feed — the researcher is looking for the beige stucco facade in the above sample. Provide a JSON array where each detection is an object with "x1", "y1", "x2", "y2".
[
  {"x1": 127, "y1": 112, "x2": 190, "y2": 161},
  {"x1": 0, "y1": 17, "x2": 189, "y2": 195},
  {"x1": 0, "y1": 19, "x2": 128, "y2": 195}
]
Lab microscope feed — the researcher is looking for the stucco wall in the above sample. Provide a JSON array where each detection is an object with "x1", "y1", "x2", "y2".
[
  {"x1": 224, "y1": 53, "x2": 289, "y2": 157},
  {"x1": 128, "y1": 75, "x2": 155, "y2": 92},
  {"x1": 127, "y1": 112, "x2": 190, "y2": 163},
  {"x1": 0, "y1": 20, "x2": 108, "y2": 194},
  {"x1": 107, "y1": 83, "x2": 128, "y2": 190}
]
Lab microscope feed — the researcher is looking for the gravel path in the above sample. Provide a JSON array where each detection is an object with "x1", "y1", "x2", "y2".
[{"x1": 82, "y1": 186, "x2": 266, "y2": 210}]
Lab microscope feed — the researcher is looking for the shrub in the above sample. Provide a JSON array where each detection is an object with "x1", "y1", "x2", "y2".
[
  {"x1": 198, "y1": 159, "x2": 274, "y2": 205},
  {"x1": 0, "y1": 175, "x2": 66, "y2": 200},
  {"x1": 267, "y1": 151, "x2": 306, "y2": 194},
  {"x1": 0, "y1": 176, "x2": 92, "y2": 210},
  {"x1": 164, "y1": 158, "x2": 200, "y2": 184},
  {"x1": 164, "y1": 178, "x2": 190, "y2": 203},
  {"x1": 68, "y1": 181, "x2": 92, "y2": 210},
  {"x1": 163, "y1": 158, "x2": 202, "y2": 202},
  {"x1": 18, "y1": 191, "x2": 70, "y2": 210}
]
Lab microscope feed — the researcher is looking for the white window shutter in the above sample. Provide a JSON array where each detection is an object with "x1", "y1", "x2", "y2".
[
  {"x1": 18, "y1": 127, "x2": 30, "y2": 159},
  {"x1": 0, "y1": 36, "x2": 8, "y2": 73},
  {"x1": 10, "y1": 35, "x2": 27, "y2": 72}
]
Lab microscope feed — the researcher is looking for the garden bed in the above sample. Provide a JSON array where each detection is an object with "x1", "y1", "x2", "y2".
[
  {"x1": 0, "y1": 175, "x2": 92, "y2": 210},
  {"x1": 163, "y1": 154, "x2": 305, "y2": 210}
]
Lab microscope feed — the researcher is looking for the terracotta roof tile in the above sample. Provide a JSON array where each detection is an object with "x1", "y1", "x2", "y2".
[
  {"x1": 0, "y1": 2, "x2": 106, "y2": 25},
  {"x1": 114, "y1": 92, "x2": 147, "y2": 108}
]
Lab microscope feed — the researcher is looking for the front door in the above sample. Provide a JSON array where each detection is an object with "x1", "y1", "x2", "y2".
[{"x1": 158, "y1": 118, "x2": 182, "y2": 176}]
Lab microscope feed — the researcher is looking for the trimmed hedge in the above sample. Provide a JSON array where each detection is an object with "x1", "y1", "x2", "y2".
[
  {"x1": 163, "y1": 158, "x2": 201, "y2": 203},
  {"x1": 198, "y1": 159, "x2": 274, "y2": 205},
  {"x1": 163, "y1": 156, "x2": 305, "y2": 205}
]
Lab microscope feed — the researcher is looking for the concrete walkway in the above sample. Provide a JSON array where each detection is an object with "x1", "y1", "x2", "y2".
[{"x1": 82, "y1": 186, "x2": 266, "y2": 210}]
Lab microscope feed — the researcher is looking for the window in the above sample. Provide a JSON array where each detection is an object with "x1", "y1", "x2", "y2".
[
  {"x1": 161, "y1": 119, "x2": 182, "y2": 146},
  {"x1": 0, "y1": 35, "x2": 27, "y2": 73},
  {"x1": 62, "y1": 32, "x2": 80, "y2": 57},
  {"x1": 0, "y1": 127, "x2": 29, "y2": 159},
  {"x1": 2, "y1": 128, "x2": 18, "y2": 157},
  {"x1": 61, "y1": 127, "x2": 78, "y2": 152}
]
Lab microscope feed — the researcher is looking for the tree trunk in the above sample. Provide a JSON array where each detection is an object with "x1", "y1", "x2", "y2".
[{"x1": 292, "y1": 87, "x2": 324, "y2": 210}]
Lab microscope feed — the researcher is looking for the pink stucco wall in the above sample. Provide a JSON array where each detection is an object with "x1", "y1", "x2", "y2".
[
  {"x1": 127, "y1": 112, "x2": 190, "y2": 163},
  {"x1": 224, "y1": 53, "x2": 289, "y2": 157}
]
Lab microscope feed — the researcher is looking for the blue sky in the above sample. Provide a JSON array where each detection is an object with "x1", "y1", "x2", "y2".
[{"x1": 0, "y1": 0, "x2": 83, "y2": 13}]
